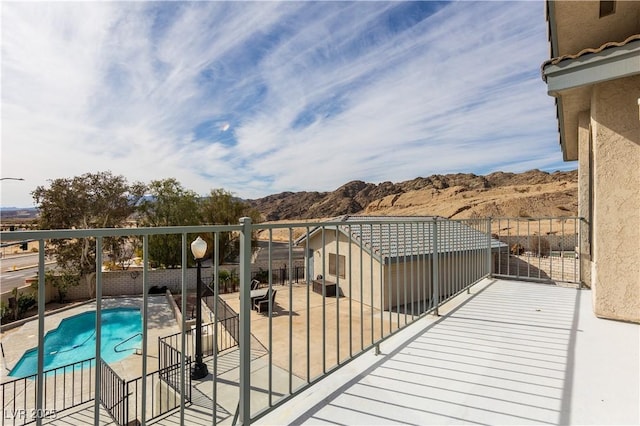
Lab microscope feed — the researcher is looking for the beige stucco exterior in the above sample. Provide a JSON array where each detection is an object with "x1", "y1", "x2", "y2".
[
  {"x1": 577, "y1": 112, "x2": 592, "y2": 289},
  {"x1": 545, "y1": 1, "x2": 640, "y2": 322},
  {"x1": 589, "y1": 76, "x2": 640, "y2": 321},
  {"x1": 548, "y1": 1, "x2": 640, "y2": 58}
]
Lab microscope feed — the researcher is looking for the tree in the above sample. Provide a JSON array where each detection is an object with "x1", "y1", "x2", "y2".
[
  {"x1": 45, "y1": 270, "x2": 80, "y2": 302},
  {"x1": 200, "y1": 188, "x2": 262, "y2": 263},
  {"x1": 32, "y1": 171, "x2": 145, "y2": 297},
  {"x1": 105, "y1": 237, "x2": 140, "y2": 270},
  {"x1": 138, "y1": 179, "x2": 201, "y2": 268}
]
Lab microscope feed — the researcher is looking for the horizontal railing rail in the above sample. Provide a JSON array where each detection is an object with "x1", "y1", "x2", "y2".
[{"x1": 0, "y1": 216, "x2": 581, "y2": 425}]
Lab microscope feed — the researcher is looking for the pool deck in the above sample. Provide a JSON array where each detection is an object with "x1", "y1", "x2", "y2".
[{"x1": 0, "y1": 295, "x2": 180, "y2": 382}]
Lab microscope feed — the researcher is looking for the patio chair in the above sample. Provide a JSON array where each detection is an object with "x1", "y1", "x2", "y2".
[
  {"x1": 255, "y1": 290, "x2": 277, "y2": 313},
  {"x1": 250, "y1": 279, "x2": 261, "y2": 290}
]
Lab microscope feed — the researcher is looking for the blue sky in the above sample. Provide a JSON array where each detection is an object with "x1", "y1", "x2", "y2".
[{"x1": 1, "y1": 1, "x2": 574, "y2": 208}]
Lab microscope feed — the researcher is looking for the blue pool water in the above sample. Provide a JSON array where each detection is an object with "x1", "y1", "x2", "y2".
[{"x1": 9, "y1": 308, "x2": 142, "y2": 378}]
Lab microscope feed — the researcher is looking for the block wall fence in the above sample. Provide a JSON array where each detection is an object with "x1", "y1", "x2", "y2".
[{"x1": 65, "y1": 268, "x2": 221, "y2": 300}]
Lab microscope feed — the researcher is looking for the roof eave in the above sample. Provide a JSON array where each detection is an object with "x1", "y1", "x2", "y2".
[
  {"x1": 543, "y1": 40, "x2": 640, "y2": 162},
  {"x1": 543, "y1": 40, "x2": 640, "y2": 94}
]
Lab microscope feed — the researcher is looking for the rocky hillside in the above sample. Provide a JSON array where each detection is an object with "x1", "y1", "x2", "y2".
[{"x1": 248, "y1": 169, "x2": 578, "y2": 221}]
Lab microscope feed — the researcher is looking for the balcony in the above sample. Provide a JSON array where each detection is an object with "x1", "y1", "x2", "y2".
[
  {"x1": 261, "y1": 277, "x2": 640, "y2": 425},
  {"x1": 1, "y1": 217, "x2": 637, "y2": 425}
]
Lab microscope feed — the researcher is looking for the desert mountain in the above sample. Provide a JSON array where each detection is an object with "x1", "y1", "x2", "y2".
[{"x1": 249, "y1": 169, "x2": 577, "y2": 221}]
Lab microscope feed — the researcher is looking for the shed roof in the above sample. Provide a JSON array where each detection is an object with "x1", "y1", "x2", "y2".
[{"x1": 297, "y1": 215, "x2": 506, "y2": 263}]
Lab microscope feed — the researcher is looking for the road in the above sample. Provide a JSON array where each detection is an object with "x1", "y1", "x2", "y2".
[
  {"x1": 1, "y1": 253, "x2": 42, "y2": 270},
  {"x1": 0, "y1": 253, "x2": 55, "y2": 293}
]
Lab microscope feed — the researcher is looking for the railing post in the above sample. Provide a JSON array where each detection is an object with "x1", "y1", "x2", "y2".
[
  {"x1": 36, "y1": 240, "x2": 45, "y2": 426},
  {"x1": 124, "y1": 381, "x2": 129, "y2": 426},
  {"x1": 462, "y1": 222, "x2": 472, "y2": 294},
  {"x1": 94, "y1": 236, "x2": 103, "y2": 423},
  {"x1": 141, "y1": 234, "x2": 149, "y2": 425},
  {"x1": 432, "y1": 219, "x2": 439, "y2": 316},
  {"x1": 179, "y1": 233, "x2": 188, "y2": 425},
  {"x1": 486, "y1": 218, "x2": 492, "y2": 278},
  {"x1": 578, "y1": 216, "x2": 583, "y2": 290},
  {"x1": 239, "y1": 217, "x2": 252, "y2": 425}
]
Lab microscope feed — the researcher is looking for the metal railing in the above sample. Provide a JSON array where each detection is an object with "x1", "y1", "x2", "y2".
[
  {"x1": 214, "y1": 266, "x2": 306, "y2": 294},
  {"x1": 204, "y1": 295, "x2": 240, "y2": 350},
  {"x1": 99, "y1": 338, "x2": 195, "y2": 425},
  {"x1": 492, "y1": 217, "x2": 581, "y2": 284},
  {"x1": 1, "y1": 358, "x2": 95, "y2": 426},
  {"x1": 99, "y1": 359, "x2": 126, "y2": 425},
  {"x1": 159, "y1": 319, "x2": 237, "y2": 362},
  {"x1": 251, "y1": 266, "x2": 305, "y2": 286},
  {"x1": 124, "y1": 361, "x2": 192, "y2": 425},
  {"x1": 0, "y1": 216, "x2": 581, "y2": 425},
  {"x1": 1, "y1": 342, "x2": 195, "y2": 426}
]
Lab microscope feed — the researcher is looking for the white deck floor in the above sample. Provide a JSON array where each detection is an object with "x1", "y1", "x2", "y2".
[{"x1": 261, "y1": 278, "x2": 640, "y2": 425}]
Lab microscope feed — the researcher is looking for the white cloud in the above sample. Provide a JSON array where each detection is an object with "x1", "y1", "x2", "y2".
[{"x1": 1, "y1": 1, "x2": 567, "y2": 207}]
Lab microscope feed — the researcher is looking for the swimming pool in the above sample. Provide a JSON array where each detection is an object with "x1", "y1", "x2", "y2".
[{"x1": 9, "y1": 307, "x2": 142, "y2": 378}]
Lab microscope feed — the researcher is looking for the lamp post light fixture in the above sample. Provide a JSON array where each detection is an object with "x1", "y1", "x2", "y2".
[
  {"x1": 190, "y1": 236, "x2": 209, "y2": 380},
  {"x1": 0, "y1": 178, "x2": 24, "y2": 181}
]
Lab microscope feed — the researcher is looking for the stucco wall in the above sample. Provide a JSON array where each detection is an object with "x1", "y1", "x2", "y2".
[
  {"x1": 577, "y1": 111, "x2": 592, "y2": 288},
  {"x1": 590, "y1": 75, "x2": 640, "y2": 322},
  {"x1": 305, "y1": 231, "x2": 378, "y2": 305},
  {"x1": 551, "y1": 1, "x2": 640, "y2": 57}
]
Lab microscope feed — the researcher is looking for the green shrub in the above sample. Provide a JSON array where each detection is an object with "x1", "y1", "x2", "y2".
[
  {"x1": 217, "y1": 268, "x2": 240, "y2": 293},
  {"x1": 45, "y1": 270, "x2": 80, "y2": 303},
  {"x1": 0, "y1": 301, "x2": 9, "y2": 322},
  {"x1": 253, "y1": 268, "x2": 269, "y2": 283},
  {"x1": 17, "y1": 293, "x2": 36, "y2": 314}
]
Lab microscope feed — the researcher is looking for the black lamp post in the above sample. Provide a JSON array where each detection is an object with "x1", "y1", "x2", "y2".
[{"x1": 190, "y1": 236, "x2": 209, "y2": 380}]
